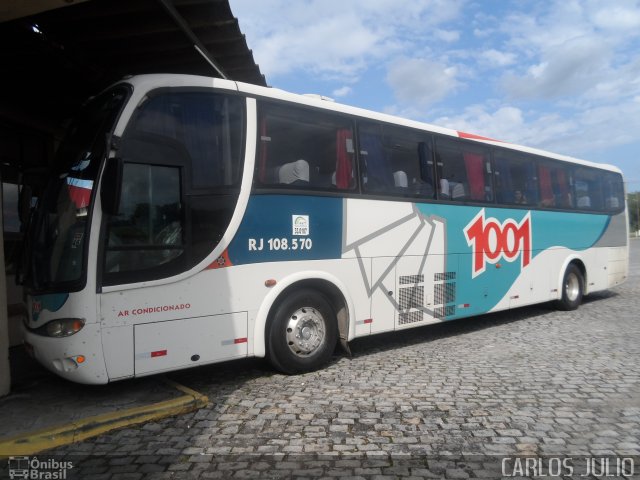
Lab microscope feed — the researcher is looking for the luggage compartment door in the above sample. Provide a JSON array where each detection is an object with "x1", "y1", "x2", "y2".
[{"x1": 134, "y1": 312, "x2": 247, "y2": 375}]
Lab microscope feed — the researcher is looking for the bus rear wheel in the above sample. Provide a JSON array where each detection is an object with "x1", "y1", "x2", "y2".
[
  {"x1": 268, "y1": 289, "x2": 337, "y2": 374},
  {"x1": 556, "y1": 264, "x2": 584, "y2": 311}
]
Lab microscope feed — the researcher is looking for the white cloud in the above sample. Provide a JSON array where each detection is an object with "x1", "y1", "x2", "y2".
[
  {"x1": 332, "y1": 86, "x2": 352, "y2": 98},
  {"x1": 493, "y1": 0, "x2": 640, "y2": 102},
  {"x1": 585, "y1": 58, "x2": 640, "y2": 102},
  {"x1": 503, "y1": 36, "x2": 611, "y2": 99},
  {"x1": 229, "y1": 0, "x2": 465, "y2": 80},
  {"x1": 258, "y1": 16, "x2": 380, "y2": 79},
  {"x1": 386, "y1": 57, "x2": 460, "y2": 108},
  {"x1": 432, "y1": 97, "x2": 640, "y2": 160},
  {"x1": 430, "y1": 0, "x2": 640, "y2": 172},
  {"x1": 590, "y1": 3, "x2": 640, "y2": 30},
  {"x1": 500, "y1": 2, "x2": 592, "y2": 53},
  {"x1": 434, "y1": 29, "x2": 460, "y2": 43},
  {"x1": 480, "y1": 49, "x2": 517, "y2": 67},
  {"x1": 435, "y1": 105, "x2": 527, "y2": 143}
]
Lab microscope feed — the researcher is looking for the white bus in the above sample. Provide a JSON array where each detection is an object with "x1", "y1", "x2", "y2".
[{"x1": 21, "y1": 74, "x2": 628, "y2": 384}]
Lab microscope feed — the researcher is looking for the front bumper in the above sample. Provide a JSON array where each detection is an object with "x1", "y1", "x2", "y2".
[{"x1": 22, "y1": 322, "x2": 109, "y2": 384}]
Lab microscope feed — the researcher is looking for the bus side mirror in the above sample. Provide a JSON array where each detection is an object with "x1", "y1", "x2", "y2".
[{"x1": 101, "y1": 157, "x2": 123, "y2": 215}]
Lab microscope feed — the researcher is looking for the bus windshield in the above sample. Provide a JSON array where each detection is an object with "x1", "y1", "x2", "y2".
[{"x1": 24, "y1": 86, "x2": 129, "y2": 292}]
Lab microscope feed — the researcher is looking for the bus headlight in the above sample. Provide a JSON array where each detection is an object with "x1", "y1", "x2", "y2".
[{"x1": 37, "y1": 318, "x2": 86, "y2": 337}]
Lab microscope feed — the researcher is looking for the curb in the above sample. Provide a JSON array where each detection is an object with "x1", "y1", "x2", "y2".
[{"x1": 0, "y1": 379, "x2": 208, "y2": 458}]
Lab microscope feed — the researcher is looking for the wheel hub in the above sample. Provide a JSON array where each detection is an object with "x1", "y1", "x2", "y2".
[
  {"x1": 286, "y1": 307, "x2": 326, "y2": 357},
  {"x1": 565, "y1": 272, "x2": 580, "y2": 301},
  {"x1": 301, "y1": 326, "x2": 312, "y2": 340}
]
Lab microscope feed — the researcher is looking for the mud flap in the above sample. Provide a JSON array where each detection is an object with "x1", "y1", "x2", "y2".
[{"x1": 336, "y1": 305, "x2": 352, "y2": 356}]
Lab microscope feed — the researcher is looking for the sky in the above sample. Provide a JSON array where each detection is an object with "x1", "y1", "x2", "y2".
[{"x1": 229, "y1": 0, "x2": 640, "y2": 192}]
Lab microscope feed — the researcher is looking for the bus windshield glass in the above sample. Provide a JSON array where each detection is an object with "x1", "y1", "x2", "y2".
[{"x1": 25, "y1": 86, "x2": 129, "y2": 291}]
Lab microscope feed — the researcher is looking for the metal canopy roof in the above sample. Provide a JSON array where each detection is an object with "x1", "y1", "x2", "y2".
[{"x1": 0, "y1": 0, "x2": 266, "y2": 130}]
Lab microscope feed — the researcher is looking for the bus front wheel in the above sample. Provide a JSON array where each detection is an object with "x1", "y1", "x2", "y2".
[
  {"x1": 267, "y1": 289, "x2": 338, "y2": 374},
  {"x1": 556, "y1": 264, "x2": 584, "y2": 311}
]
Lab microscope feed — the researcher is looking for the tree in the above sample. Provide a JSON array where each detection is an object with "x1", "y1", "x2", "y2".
[{"x1": 628, "y1": 191, "x2": 640, "y2": 236}]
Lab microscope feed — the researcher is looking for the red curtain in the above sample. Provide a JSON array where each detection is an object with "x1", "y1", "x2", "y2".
[
  {"x1": 463, "y1": 153, "x2": 485, "y2": 200},
  {"x1": 555, "y1": 168, "x2": 571, "y2": 206},
  {"x1": 335, "y1": 129, "x2": 353, "y2": 189},
  {"x1": 539, "y1": 165, "x2": 553, "y2": 203}
]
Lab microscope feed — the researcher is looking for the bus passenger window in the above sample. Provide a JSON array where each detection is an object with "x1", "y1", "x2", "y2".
[
  {"x1": 537, "y1": 161, "x2": 573, "y2": 209},
  {"x1": 130, "y1": 92, "x2": 244, "y2": 189},
  {"x1": 435, "y1": 137, "x2": 492, "y2": 203},
  {"x1": 602, "y1": 172, "x2": 624, "y2": 212},
  {"x1": 494, "y1": 151, "x2": 537, "y2": 206},
  {"x1": 573, "y1": 166, "x2": 603, "y2": 210},
  {"x1": 359, "y1": 130, "x2": 392, "y2": 191},
  {"x1": 359, "y1": 122, "x2": 435, "y2": 198},
  {"x1": 256, "y1": 103, "x2": 355, "y2": 190}
]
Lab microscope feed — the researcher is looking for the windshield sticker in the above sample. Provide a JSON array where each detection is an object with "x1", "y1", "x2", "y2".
[
  {"x1": 72, "y1": 232, "x2": 84, "y2": 249},
  {"x1": 66, "y1": 177, "x2": 93, "y2": 189},
  {"x1": 66, "y1": 177, "x2": 94, "y2": 209},
  {"x1": 71, "y1": 152, "x2": 92, "y2": 171}
]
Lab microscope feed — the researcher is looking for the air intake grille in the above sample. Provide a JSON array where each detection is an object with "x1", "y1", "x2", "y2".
[
  {"x1": 399, "y1": 286, "x2": 424, "y2": 310},
  {"x1": 434, "y1": 272, "x2": 456, "y2": 281},
  {"x1": 433, "y1": 271, "x2": 456, "y2": 319},
  {"x1": 399, "y1": 274, "x2": 424, "y2": 285},
  {"x1": 397, "y1": 273, "x2": 426, "y2": 327},
  {"x1": 434, "y1": 305, "x2": 456, "y2": 319},
  {"x1": 399, "y1": 311, "x2": 423, "y2": 325},
  {"x1": 434, "y1": 282, "x2": 456, "y2": 305}
]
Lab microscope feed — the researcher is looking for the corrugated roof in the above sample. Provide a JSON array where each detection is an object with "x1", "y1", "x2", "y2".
[{"x1": 0, "y1": 0, "x2": 266, "y2": 128}]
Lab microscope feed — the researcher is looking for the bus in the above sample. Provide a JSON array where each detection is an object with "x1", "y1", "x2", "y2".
[{"x1": 20, "y1": 74, "x2": 628, "y2": 384}]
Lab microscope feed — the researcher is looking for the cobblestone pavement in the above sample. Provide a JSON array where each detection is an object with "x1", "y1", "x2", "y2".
[{"x1": 26, "y1": 242, "x2": 640, "y2": 478}]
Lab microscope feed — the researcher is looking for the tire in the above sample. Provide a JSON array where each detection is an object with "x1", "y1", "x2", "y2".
[
  {"x1": 556, "y1": 264, "x2": 584, "y2": 311},
  {"x1": 267, "y1": 289, "x2": 338, "y2": 374}
]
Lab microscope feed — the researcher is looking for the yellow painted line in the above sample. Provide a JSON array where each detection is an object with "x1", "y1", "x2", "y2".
[
  {"x1": 162, "y1": 377, "x2": 208, "y2": 402},
  {"x1": 0, "y1": 380, "x2": 208, "y2": 458}
]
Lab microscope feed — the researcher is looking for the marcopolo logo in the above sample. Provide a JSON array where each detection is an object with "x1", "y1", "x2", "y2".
[
  {"x1": 292, "y1": 215, "x2": 310, "y2": 236},
  {"x1": 32, "y1": 301, "x2": 41, "y2": 314},
  {"x1": 464, "y1": 209, "x2": 532, "y2": 278}
]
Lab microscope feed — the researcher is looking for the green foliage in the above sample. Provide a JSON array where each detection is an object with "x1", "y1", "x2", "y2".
[{"x1": 628, "y1": 192, "x2": 640, "y2": 234}]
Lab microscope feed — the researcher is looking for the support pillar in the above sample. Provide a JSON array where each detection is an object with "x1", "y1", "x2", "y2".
[{"x1": 0, "y1": 179, "x2": 10, "y2": 396}]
